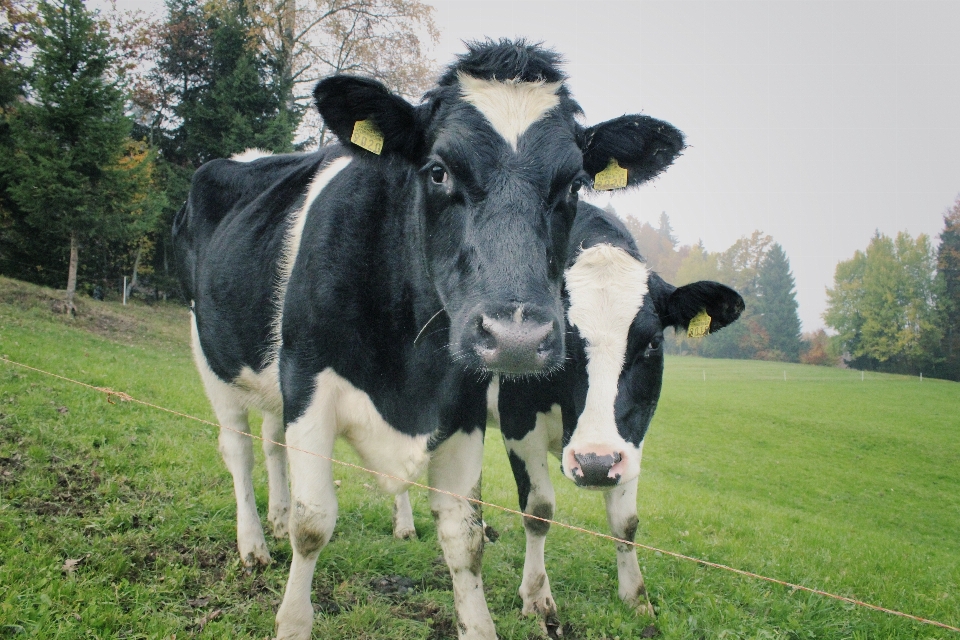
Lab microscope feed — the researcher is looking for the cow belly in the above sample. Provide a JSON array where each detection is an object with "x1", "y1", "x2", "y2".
[
  {"x1": 191, "y1": 313, "x2": 283, "y2": 414},
  {"x1": 321, "y1": 369, "x2": 431, "y2": 494}
]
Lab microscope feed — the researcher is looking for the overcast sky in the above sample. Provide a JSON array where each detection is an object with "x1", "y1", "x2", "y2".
[{"x1": 101, "y1": 0, "x2": 960, "y2": 331}]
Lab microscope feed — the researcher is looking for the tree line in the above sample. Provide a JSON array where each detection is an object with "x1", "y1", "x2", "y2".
[
  {"x1": 611, "y1": 197, "x2": 960, "y2": 382},
  {"x1": 824, "y1": 196, "x2": 960, "y2": 381},
  {"x1": 0, "y1": 0, "x2": 436, "y2": 311},
  {"x1": 610, "y1": 205, "x2": 806, "y2": 364}
]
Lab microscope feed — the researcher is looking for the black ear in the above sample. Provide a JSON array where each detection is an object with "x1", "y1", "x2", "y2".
[
  {"x1": 659, "y1": 280, "x2": 744, "y2": 334},
  {"x1": 313, "y1": 75, "x2": 426, "y2": 162},
  {"x1": 582, "y1": 115, "x2": 685, "y2": 188}
]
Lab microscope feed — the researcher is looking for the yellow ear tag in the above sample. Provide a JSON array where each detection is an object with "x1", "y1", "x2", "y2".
[
  {"x1": 593, "y1": 158, "x2": 628, "y2": 191},
  {"x1": 687, "y1": 310, "x2": 712, "y2": 339},
  {"x1": 351, "y1": 119, "x2": 384, "y2": 155}
]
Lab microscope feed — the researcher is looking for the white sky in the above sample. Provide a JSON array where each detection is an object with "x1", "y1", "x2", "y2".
[{"x1": 102, "y1": 0, "x2": 960, "y2": 331}]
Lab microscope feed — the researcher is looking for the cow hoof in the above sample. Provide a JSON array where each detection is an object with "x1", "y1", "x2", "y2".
[
  {"x1": 540, "y1": 613, "x2": 563, "y2": 638},
  {"x1": 627, "y1": 598, "x2": 656, "y2": 618},
  {"x1": 520, "y1": 594, "x2": 557, "y2": 619},
  {"x1": 240, "y1": 543, "x2": 272, "y2": 568},
  {"x1": 394, "y1": 526, "x2": 418, "y2": 540}
]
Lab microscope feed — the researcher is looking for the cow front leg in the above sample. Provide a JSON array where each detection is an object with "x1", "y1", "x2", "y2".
[
  {"x1": 262, "y1": 410, "x2": 291, "y2": 538},
  {"x1": 275, "y1": 412, "x2": 338, "y2": 640},
  {"x1": 604, "y1": 477, "x2": 654, "y2": 616},
  {"x1": 393, "y1": 491, "x2": 417, "y2": 539},
  {"x1": 504, "y1": 434, "x2": 557, "y2": 620},
  {"x1": 429, "y1": 429, "x2": 496, "y2": 640}
]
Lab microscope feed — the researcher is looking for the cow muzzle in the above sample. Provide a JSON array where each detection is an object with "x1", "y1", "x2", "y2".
[
  {"x1": 563, "y1": 445, "x2": 637, "y2": 488},
  {"x1": 465, "y1": 304, "x2": 563, "y2": 374}
]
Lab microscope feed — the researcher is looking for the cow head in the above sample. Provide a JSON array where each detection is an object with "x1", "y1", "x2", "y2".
[
  {"x1": 314, "y1": 40, "x2": 684, "y2": 375},
  {"x1": 561, "y1": 242, "x2": 744, "y2": 488}
]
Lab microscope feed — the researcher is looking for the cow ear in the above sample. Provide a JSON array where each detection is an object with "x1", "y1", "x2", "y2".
[
  {"x1": 582, "y1": 115, "x2": 685, "y2": 188},
  {"x1": 660, "y1": 281, "x2": 744, "y2": 334},
  {"x1": 314, "y1": 75, "x2": 426, "y2": 162}
]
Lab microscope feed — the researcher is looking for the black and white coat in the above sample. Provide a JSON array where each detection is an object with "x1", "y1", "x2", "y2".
[
  {"x1": 395, "y1": 203, "x2": 744, "y2": 622},
  {"x1": 173, "y1": 41, "x2": 685, "y2": 640}
]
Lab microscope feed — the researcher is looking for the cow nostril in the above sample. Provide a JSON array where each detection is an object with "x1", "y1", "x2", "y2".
[{"x1": 476, "y1": 315, "x2": 496, "y2": 350}]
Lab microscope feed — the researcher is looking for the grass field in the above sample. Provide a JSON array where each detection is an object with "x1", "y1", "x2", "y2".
[{"x1": 0, "y1": 276, "x2": 958, "y2": 639}]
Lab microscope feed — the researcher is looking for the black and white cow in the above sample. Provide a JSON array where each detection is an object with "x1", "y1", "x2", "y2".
[
  {"x1": 394, "y1": 203, "x2": 744, "y2": 623},
  {"x1": 173, "y1": 40, "x2": 684, "y2": 640}
]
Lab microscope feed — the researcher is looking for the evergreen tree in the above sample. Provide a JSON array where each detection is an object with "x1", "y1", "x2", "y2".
[
  {"x1": 657, "y1": 211, "x2": 677, "y2": 247},
  {"x1": 158, "y1": 0, "x2": 296, "y2": 167},
  {"x1": 935, "y1": 196, "x2": 960, "y2": 380},
  {"x1": 701, "y1": 231, "x2": 772, "y2": 360},
  {"x1": 756, "y1": 243, "x2": 802, "y2": 361},
  {"x1": 0, "y1": 0, "x2": 32, "y2": 279},
  {"x1": 2, "y1": 0, "x2": 150, "y2": 311}
]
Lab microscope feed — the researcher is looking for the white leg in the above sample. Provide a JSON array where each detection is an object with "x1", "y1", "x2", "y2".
[
  {"x1": 429, "y1": 430, "x2": 496, "y2": 640},
  {"x1": 192, "y1": 316, "x2": 270, "y2": 566},
  {"x1": 262, "y1": 410, "x2": 291, "y2": 538},
  {"x1": 275, "y1": 397, "x2": 339, "y2": 640},
  {"x1": 604, "y1": 477, "x2": 654, "y2": 616},
  {"x1": 503, "y1": 423, "x2": 557, "y2": 619},
  {"x1": 393, "y1": 491, "x2": 417, "y2": 539},
  {"x1": 218, "y1": 413, "x2": 272, "y2": 567}
]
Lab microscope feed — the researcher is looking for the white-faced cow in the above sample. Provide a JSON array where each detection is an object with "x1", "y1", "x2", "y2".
[
  {"x1": 394, "y1": 203, "x2": 744, "y2": 625},
  {"x1": 173, "y1": 40, "x2": 684, "y2": 640}
]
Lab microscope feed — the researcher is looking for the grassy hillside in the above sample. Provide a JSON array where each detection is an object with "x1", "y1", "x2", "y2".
[{"x1": 0, "y1": 276, "x2": 957, "y2": 639}]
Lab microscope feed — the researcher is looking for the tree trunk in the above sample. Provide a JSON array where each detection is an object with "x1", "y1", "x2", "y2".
[
  {"x1": 126, "y1": 244, "x2": 143, "y2": 300},
  {"x1": 281, "y1": 0, "x2": 296, "y2": 115},
  {"x1": 65, "y1": 231, "x2": 78, "y2": 315}
]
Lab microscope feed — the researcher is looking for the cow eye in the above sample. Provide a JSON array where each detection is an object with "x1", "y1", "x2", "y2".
[
  {"x1": 429, "y1": 165, "x2": 448, "y2": 185},
  {"x1": 641, "y1": 338, "x2": 662, "y2": 358},
  {"x1": 570, "y1": 178, "x2": 586, "y2": 195}
]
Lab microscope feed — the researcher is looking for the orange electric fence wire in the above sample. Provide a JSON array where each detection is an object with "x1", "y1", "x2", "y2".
[{"x1": 2, "y1": 355, "x2": 958, "y2": 635}]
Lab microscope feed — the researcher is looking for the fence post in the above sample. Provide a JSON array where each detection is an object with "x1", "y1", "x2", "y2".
[{"x1": 123, "y1": 276, "x2": 127, "y2": 305}]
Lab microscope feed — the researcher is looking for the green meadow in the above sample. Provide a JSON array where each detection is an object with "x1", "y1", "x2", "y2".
[{"x1": 0, "y1": 276, "x2": 957, "y2": 639}]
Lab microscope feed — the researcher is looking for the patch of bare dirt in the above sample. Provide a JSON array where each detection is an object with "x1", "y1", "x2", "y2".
[
  {"x1": 21, "y1": 456, "x2": 103, "y2": 517},
  {"x1": 391, "y1": 599, "x2": 457, "y2": 640}
]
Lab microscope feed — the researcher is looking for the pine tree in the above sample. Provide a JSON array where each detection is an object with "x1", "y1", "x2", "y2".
[
  {"x1": 935, "y1": 196, "x2": 960, "y2": 380},
  {"x1": 159, "y1": 0, "x2": 296, "y2": 167},
  {"x1": 3, "y1": 0, "x2": 139, "y2": 311},
  {"x1": 657, "y1": 211, "x2": 677, "y2": 247},
  {"x1": 756, "y1": 243, "x2": 802, "y2": 361}
]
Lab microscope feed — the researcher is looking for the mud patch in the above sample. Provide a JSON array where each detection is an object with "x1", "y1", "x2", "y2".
[
  {"x1": 370, "y1": 575, "x2": 418, "y2": 598},
  {"x1": 0, "y1": 451, "x2": 22, "y2": 483},
  {"x1": 391, "y1": 599, "x2": 457, "y2": 640},
  {"x1": 21, "y1": 457, "x2": 103, "y2": 517}
]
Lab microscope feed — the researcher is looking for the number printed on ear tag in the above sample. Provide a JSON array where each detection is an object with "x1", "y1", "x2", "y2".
[
  {"x1": 593, "y1": 158, "x2": 628, "y2": 191},
  {"x1": 687, "y1": 310, "x2": 712, "y2": 338},
  {"x1": 351, "y1": 119, "x2": 384, "y2": 155}
]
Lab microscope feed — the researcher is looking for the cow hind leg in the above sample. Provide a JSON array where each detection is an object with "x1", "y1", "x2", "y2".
[
  {"x1": 261, "y1": 410, "x2": 290, "y2": 538},
  {"x1": 215, "y1": 410, "x2": 272, "y2": 567},
  {"x1": 430, "y1": 430, "x2": 496, "y2": 640},
  {"x1": 275, "y1": 403, "x2": 339, "y2": 640},
  {"x1": 605, "y1": 478, "x2": 654, "y2": 617},
  {"x1": 393, "y1": 491, "x2": 417, "y2": 539},
  {"x1": 192, "y1": 316, "x2": 270, "y2": 566}
]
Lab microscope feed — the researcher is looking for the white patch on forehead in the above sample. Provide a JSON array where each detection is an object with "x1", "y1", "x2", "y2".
[
  {"x1": 458, "y1": 73, "x2": 562, "y2": 150},
  {"x1": 563, "y1": 244, "x2": 648, "y2": 472},
  {"x1": 231, "y1": 148, "x2": 273, "y2": 162},
  {"x1": 270, "y1": 155, "x2": 352, "y2": 355}
]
